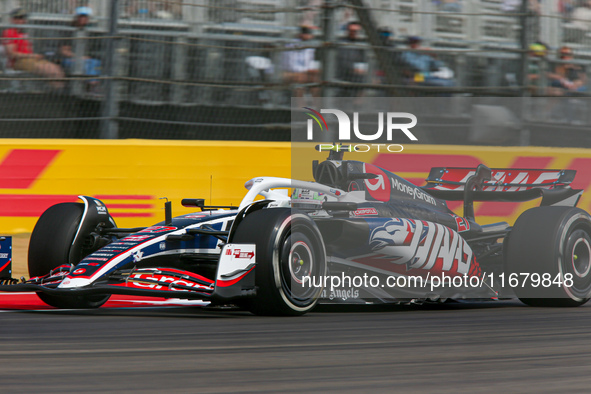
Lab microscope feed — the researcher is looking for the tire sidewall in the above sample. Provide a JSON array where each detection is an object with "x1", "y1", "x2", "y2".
[
  {"x1": 232, "y1": 208, "x2": 327, "y2": 316},
  {"x1": 557, "y1": 212, "x2": 591, "y2": 302},
  {"x1": 270, "y1": 213, "x2": 326, "y2": 314},
  {"x1": 506, "y1": 206, "x2": 591, "y2": 306}
]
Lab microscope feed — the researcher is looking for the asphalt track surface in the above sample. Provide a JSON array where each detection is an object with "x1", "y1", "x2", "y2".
[{"x1": 2, "y1": 296, "x2": 591, "y2": 393}]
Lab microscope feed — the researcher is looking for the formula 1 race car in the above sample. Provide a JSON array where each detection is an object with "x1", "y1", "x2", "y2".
[{"x1": 1, "y1": 148, "x2": 590, "y2": 315}]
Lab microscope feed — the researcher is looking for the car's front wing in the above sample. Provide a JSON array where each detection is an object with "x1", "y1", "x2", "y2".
[{"x1": 0, "y1": 244, "x2": 257, "y2": 304}]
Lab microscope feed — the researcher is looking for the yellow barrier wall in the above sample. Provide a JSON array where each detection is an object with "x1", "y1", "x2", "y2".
[
  {"x1": 0, "y1": 140, "x2": 290, "y2": 233},
  {"x1": 1, "y1": 140, "x2": 590, "y2": 233}
]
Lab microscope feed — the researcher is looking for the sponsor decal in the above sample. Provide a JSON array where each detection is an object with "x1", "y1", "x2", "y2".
[
  {"x1": 122, "y1": 235, "x2": 152, "y2": 242},
  {"x1": 453, "y1": 215, "x2": 470, "y2": 232},
  {"x1": 391, "y1": 177, "x2": 436, "y2": 205},
  {"x1": 159, "y1": 242, "x2": 166, "y2": 250},
  {"x1": 100, "y1": 248, "x2": 122, "y2": 252},
  {"x1": 295, "y1": 189, "x2": 324, "y2": 200},
  {"x1": 322, "y1": 288, "x2": 360, "y2": 301},
  {"x1": 363, "y1": 163, "x2": 390, "y2": 202},
  {"x1": 183, "y1": 214, "x2": 207, "y2": 219},
  {"x1": 434, "y1": 169, "x2": 562, "y2": 192},
  {"x1": 0, "y1": 149, "x2": 60, "y2": 189},
  {"x1": 94, "y1": 200, "x2": 107, "y2": 214},
  {"x1": 127, "y1": 273, "x2": 208, "y2": 291},
  {"x1": 73, "y1": 268, "x2": 86, "y2": 275},
  {"x1": 83, "y1": 257, "x2": 108, "y2": 261},
  {"x1": 369, "y1": 218, "x2": 475, "y2": 275},
  {"x1": 352, "y1": 207, "x2": 379, "y2": 217},
  {"x1": 348, "y1": 181, "x2": 360, "y2": 192},
  {"x1": 225, "y1": 248, "x2": 255, "y2": 259},
  {"x1": 0, "y1": 253, "x2": 8, "y2": 258},
  {"x1": 138, "y1": 226, "x2": 177, "y2": 233}
]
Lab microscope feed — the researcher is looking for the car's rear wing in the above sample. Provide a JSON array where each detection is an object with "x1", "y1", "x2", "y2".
[
  {"x1": 422, "y1": 166, "x2": 582, "y2": 220},
  {"x1": 425, "y1": 167, "x2": 576, "y2": 192}
]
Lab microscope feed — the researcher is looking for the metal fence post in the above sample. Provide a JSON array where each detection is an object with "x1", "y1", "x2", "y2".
[
  {"x1": 321, "y1": 0, "x2": 337, "y2": 102},
  {"x1": 351, "y1": 0, "x2": 401, "y2": 96},
  {"x1": 100, "y1": 0, "x2": 120, "y2": 139},
  {"x1": 171, "y1": 35, "x2": 188, "y2": 105},
  {"x1": 518, "y1": 0, "x2": 531, "y2": 146},
  {"x1": 71, "y1": 29, "x2": 87, "y2": 96},
  {"x1": 518, "y1": 0, "x2": 530, "y2": 97}
]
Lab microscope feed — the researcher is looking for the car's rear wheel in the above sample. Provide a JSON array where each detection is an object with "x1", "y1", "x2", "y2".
[
  {"x1": 28, "y1": 203, "x2": 110, "y2": 309},
  {"x1": 231, "y1": 208, "x2": 326, "y2": 316},
  {"x1": 505, "y1": 206, "x2": 591, "y2": 307}
]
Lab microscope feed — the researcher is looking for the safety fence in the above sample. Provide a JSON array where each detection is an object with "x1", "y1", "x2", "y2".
[{"x1": 0, "y1": 1, "x2": 590, "y2": 141}]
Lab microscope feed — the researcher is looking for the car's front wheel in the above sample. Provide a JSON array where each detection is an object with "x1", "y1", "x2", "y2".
[
  {"x1": 28, "y1": 203, "x2": 110, "y2": 309},
  {"x1": 231, "y1": 208, "x2": 326, "y2": 316}
]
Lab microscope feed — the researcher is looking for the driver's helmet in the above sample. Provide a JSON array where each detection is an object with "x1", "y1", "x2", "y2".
[{"x1": 291, "y1": 188, "x2": 326, "y2": 210}]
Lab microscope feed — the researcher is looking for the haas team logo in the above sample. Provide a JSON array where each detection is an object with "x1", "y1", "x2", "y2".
[
  {"x1": 370, "y1": 218, "x2": 477, "y2": 276},
  {"x1": 363, "y1": 163, "x2": 390, "y2": 202}
]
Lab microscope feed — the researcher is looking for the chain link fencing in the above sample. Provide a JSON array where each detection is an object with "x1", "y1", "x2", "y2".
[{"x1": 0, "y1": 0, "x2": 590, "y2": 145}]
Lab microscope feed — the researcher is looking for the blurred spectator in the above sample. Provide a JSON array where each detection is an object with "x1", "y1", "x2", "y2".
[
  {"x1": 245, "y1": 48, "x2": 274, "y2": 106},
  {"x1": 1, "y1": 8, "x2": 64, "y2": 89},
  {"x1": 282, "y1": 26, "x2": 319, "y2": 104},
  {"x1": 548, "y1": 46, "x2": 587, "y2": 95},
  {"x1": 59, "y1": 7, "x2": 101, "y2": 93},
  {"x1": 572, "y1": 0, "x2": 591, "y2": 30},
  {"x1": 559, "y1": 0, "x2": 576, "y2": 20},
  {"x1": 336, "y1": 21, "x2": 368, "y2": 97},
  {"x1": 154, "y1": 0, "x2": 182, "y2": 19},
  {"x1": 374, "y1": 27, "x2": 400, "y2": 89},
  {"x1": 400, "y1": 36, "x2": 455, "y2": 89},
  {"x1": 527, "y1": 41, "x2": 549, "y2": 94}
]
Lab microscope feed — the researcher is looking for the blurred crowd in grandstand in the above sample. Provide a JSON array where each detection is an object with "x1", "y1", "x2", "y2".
[
  {"x1": 1, "y1": 6, "x2": 102, "y2": 93},
  {"x1": 1, "y1": 0, "x2": 590, "y2": 103},
  {"x1": 0, "y1": 0, "x2": 590, "y2": 142}
]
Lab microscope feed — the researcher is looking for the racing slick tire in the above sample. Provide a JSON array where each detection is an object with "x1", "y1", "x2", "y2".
[
  {"x1": 231, "y1": 208, "x2": 326, "y2": 316},
  {"x1": 505, "y1": 206, "x2": 591, "y2": 307},
  {"x1": 28, "y1": 203, "x2": 110, "y2": 309}
]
